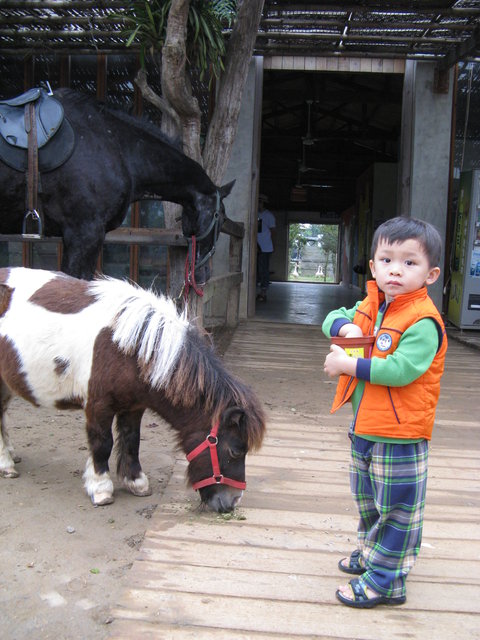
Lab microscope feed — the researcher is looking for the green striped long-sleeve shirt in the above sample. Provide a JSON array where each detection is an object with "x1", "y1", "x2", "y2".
[{"x1": 322, "y1": 300, "x2": 439, "y2": 442}]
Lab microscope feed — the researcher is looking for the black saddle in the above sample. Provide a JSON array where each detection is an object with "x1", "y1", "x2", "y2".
[{"x1": 0, "y1": 87, "x2": 75, "y2": 172}]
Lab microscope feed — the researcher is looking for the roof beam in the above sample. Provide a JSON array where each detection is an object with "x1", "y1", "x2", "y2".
[{"x1": 439, "y1": 24, "x2": 480, "y2": 69}]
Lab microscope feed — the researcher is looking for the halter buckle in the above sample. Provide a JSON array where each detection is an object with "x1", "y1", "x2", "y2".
[{"x1": 186, "y1": 422, "x2": 246, "y2": 492}]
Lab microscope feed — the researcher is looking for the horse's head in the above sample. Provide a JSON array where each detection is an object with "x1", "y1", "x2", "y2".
[
  {"x1": 186, "y1": 406, "x2": 259, "y2": 513},
  {"x1": 182, "y1": 180, "x2": 235, "y2": 285}
]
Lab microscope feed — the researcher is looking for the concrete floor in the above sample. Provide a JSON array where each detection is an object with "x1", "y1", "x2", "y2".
[
  {"x1": 254, "y1": 281, "x2": 480, "y2": 352},
  {"x1": 254, "y1": 282, "x2": 361, "y2": 326}
]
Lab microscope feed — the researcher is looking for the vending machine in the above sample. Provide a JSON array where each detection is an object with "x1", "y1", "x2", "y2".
[{"x1": 447, "y1": 170, "x2": 480, "y2": 329}]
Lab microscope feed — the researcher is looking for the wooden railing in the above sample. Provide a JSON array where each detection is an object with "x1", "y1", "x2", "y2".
[
  {"x1": 201, "y1": 217, "x2": 244, "y2": 328},
  {"x1": 0, "y1": 217, "x2": 245, "y2": 329}
]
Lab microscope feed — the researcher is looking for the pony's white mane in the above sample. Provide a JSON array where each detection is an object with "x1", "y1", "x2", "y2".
[{"x1": 89, "y1": 277, "x2": 189, "y2": 389}]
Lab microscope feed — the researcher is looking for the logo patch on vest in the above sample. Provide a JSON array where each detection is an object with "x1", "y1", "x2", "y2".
[{"x1": 376, "y1": 333, "x2": 393, "y2": 351}]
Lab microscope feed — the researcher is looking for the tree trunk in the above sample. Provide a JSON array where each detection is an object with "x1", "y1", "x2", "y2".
[
  {"x1": 132, "y1": 0, "x2": 265, "y2": 312},
  {"x1": 161, "y1": 0, "x2": 202, "y2": 165},
  {"x1": 203, "y1": 0, "x2": 264, "y2": 184},
  {"x1": 135, "y1": 0, "x2": 264, "y2": 185}
]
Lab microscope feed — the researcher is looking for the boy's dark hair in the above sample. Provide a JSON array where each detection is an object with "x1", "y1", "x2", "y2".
[{"x1": 371, "y1": 217, "x2": 442, "y2": 267}]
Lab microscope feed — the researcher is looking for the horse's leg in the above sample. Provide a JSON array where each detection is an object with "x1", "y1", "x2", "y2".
[
  {"x1": 83, "y1": 407, "x2": 115, "y2": 506},
  {"x1": 61, "y1": 224, "x2": 105, "y2": 280},
  {"x1": 0, "y1": 382, "x2": 19, "y2": 478},
  {"x1": 116, "y1": 410, "x2": 151, "y2": 497}
]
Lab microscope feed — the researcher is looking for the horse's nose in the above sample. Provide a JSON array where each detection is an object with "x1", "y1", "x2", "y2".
[{"x1": 204, "y1": 487, "x2": 243, "y2": 513}]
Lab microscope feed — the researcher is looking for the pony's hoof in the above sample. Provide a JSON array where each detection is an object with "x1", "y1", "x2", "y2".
[
  {"x1": 12, "y1": 454, "x2": 21, "y2": 464},
  {"x1": 123, "y1": 473, "x2": 151, "y2": 497},
  {"x1": 0, "y1": 467, "x2": 19, "y2": 478},
  {"x1": 91, "y1": 492, "x2": 114, "y2": 506},
  {"x1": 130, "y1": 486, "x2": 152, "y2": 497}
]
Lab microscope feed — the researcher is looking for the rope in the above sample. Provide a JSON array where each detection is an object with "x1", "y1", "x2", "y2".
[{"x1": 184, "y1": 235, "x2": 204, "y2": 300}]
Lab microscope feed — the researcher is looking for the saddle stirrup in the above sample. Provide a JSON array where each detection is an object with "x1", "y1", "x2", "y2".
[{"x1": 22, "y1": 209, "x2": 43, "y2": 239}]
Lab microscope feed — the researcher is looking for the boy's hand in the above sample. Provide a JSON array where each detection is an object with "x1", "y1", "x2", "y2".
[
  {"x1": 339, "y1": 323, "x2": 363, "y2": 339},
  {"x1": 323, "y1": 344, "x2": 358, "y2": 378}
]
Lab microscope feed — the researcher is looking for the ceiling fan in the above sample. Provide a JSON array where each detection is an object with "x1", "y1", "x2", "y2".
[
  {"x1": 296, "y1": 137, "x2": 326, "y2": 186},
  {"x1": 302, "y1": 99, "x2": 316, "y2": 147},
  {"x1": 290, "y1": 100, "x2": 327, "y2": 200}
]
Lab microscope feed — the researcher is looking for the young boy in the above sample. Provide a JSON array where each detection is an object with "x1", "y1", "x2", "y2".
[{"x1": 322, "y1": 217, "x2": 447, "y2": 608}]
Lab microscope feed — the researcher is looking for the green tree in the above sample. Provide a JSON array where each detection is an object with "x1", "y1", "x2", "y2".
[
  {"x1": 120, "y1": 0, "x2": 264, "y2": 214},
  {"x1": 289, "y1": 223, "x2": 308, "y2": 256},
  {"x1": 319, "y1": 225, "x2": 338, "y2": 282},
  {"x1": 122, "y1": 1, "x2": 235, "y2": 81}
]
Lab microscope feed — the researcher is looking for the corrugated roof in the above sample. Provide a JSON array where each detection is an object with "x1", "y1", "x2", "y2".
[{"x1": 0, "y1": 1, "x2": 479, "y2": 68}]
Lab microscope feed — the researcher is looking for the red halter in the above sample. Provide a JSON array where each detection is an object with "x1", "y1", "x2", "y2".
[{"x1": 186, "y1": 422, "x2": 246, "y2": 491}]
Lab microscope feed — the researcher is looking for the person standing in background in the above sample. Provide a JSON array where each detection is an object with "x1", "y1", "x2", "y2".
[{"x1": 256, "y1": 194, "x2": 276, "y2": 302}]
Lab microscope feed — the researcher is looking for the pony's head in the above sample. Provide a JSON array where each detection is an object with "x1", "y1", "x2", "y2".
[
  {"x1": 106, "y1": 286, "x2": 265, "y2": 513},
  {"x1": 182, "y1": 180, "x2": 235, "y2": 284},
  {"x1": 186, "y1": 403, "x2": 265, "y2": 513}
]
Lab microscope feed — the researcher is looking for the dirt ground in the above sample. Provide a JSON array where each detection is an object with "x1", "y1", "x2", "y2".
[
  {"x1": 0, "y1": 328, "x2": 235, "y2": 640},
  {"x1": 0, "y1": 401, "x2": 178, "y2": 639}
]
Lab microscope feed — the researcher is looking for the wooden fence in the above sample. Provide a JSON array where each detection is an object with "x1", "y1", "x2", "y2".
[{"x1": 0, "y1": 217, "x2": 245, "y2": 329}]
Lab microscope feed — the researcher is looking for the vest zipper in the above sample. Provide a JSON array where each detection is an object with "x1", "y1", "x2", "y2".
[
  {"x1": 387, "y1": 387, "x2": 401, "y2": 423},
  {"x1": 376, "y1": 303, "x2": 402, "y2": 424},
  {"x1": 340, "y1": 376, "x2": 354, "y2": 403}
]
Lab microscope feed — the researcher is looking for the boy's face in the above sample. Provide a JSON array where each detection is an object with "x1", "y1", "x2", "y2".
[{"x1": 369, "y1": 238, "x2": 440, "y2": 302}]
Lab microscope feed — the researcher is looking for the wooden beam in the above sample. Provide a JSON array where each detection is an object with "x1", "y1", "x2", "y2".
[
  {"x1": 221, "y1": 218, "x2": 244, "y2": 239},
  {"x1": 0, "y1": 228, "x2": 188, "y2": 246}
]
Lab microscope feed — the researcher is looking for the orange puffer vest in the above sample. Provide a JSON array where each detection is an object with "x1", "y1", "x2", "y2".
[{"x1": 331, "y1": 281, "x2": 447, "y2": 440}]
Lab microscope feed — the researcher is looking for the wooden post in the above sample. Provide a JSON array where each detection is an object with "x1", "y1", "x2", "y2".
[
  {"x1": 226, "y1": 234, "x2": 243, "y2": 326},
  {"x1": 167, "y1": 245, "x2": 187, "y2": 300},
  {"x1": 187, "y1": 290, "x2": 204, "y2": 328}
]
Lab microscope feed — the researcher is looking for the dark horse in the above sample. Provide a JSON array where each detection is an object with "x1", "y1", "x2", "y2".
[
  {"x1": 0, "y1": 267, "x2": 266, "y2": 513},
  {"x1": 0, "y1": 88, "x2": 234, "y2": 281}
]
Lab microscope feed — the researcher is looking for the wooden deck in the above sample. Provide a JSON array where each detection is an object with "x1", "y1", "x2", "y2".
[{"x1": 109, "y1": 322, "x2": 480, "y2": 639}]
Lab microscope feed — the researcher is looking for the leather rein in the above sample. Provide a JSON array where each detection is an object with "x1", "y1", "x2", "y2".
[
  {"x1": 186, "y1": 421, "x2": 246, "y2": 491},
  {"x1": 24, "y1": 102, "x2": 43, "y2": 238}
]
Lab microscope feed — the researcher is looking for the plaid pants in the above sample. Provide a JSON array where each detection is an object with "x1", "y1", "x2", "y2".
[{"x1": 349, "y1": 435, "x2": 429, "y2": 598}]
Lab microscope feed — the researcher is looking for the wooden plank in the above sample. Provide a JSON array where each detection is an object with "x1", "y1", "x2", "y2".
[
  {"x1": 280, "y1": 56, "x2": 406, "y2": 75},
  {"x1": 111, "y1": 591, "x2": 479, "y2": 639},
  {"x1": 293, "y1": 56, "x2": 305, "y2": 70},
  {"x1": 117, "y1": 563, "x2": 478, "y2": 612},
  {"x1": 326, "y1": 57, "x2": 339, "y2": 71},
  {"x1": 135, "y1": 540, "x2": 480, "y2": 582}
]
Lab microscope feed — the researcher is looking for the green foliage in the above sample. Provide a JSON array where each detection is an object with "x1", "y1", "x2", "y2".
[
  {"x1": 120, "y1": 0, "x2": 237, "y2": 79},
  {"x1": 319, "y1": 225, "x2": 338, "y2": 254},
  {"x1": 289, "y1": 223, "x2": 307, "y2": 248}
]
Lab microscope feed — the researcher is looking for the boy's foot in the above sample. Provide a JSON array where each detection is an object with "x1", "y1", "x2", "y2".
[
  {"x1": 338, "y1": 549, "x2": 366, "y2": 575},
  {"x1": 336, "y1": 578, "x2": 406, "y2": 608},
  {"x1": 256, "y1": 293, "x2": 267, "y2": 302}
]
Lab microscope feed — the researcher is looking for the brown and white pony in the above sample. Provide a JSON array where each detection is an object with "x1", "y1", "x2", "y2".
[{"x1": 0, "y1": 267, "x2": 265, "y2": 513}]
